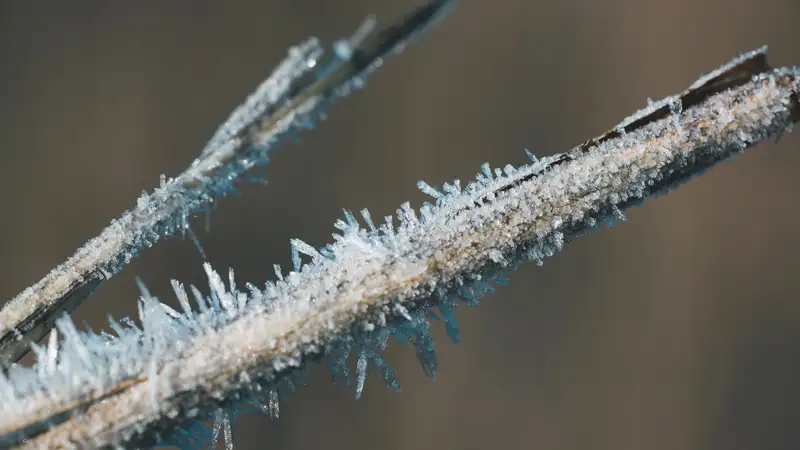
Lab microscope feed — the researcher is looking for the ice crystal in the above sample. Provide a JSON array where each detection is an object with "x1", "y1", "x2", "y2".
[
  {"x1": 0, "y1": 0, "x2": 455, "y2": 370},
  {"x1": 0, "y1": 39, "x2": 323, "y2": 368},
  {"x1": 0, "y1": 52, "x2": 797, "y2": 448}
]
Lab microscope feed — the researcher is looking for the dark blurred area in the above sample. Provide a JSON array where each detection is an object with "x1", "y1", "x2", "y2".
[{"x1": 2, "y1": 1, "x2": 800, "y2": 449}]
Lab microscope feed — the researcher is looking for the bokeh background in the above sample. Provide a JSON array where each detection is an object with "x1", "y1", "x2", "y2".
[{"x1": 2, "y1": 1, "x2": 800, "y2": 449}]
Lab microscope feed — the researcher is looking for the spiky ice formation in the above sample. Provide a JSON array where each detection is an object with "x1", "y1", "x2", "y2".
[
  {"x1": 0, "y1": 0, "x2": 455, "y2": 369},
  {"x1": 0, "y1": 52, "x2": 797, "y2": 449}
]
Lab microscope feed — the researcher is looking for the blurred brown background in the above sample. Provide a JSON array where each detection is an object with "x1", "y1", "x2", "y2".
[{"x1": 1, "y1": 1, "x2": 800, "y2": 449}]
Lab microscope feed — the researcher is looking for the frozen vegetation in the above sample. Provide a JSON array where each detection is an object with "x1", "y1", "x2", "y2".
[{"x1": 0, "y1": 1, "x2": 798, "y2": 448}]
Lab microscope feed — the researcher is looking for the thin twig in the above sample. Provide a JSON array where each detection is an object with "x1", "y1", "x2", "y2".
[
  {"x1": 0, "y1": 47, "x2": 796, "y2": 449},
  {"x1": 0, "y1": 0, "x2": 455, "y2": 368}
]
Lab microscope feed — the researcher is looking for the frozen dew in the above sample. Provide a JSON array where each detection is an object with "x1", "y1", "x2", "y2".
[
  {"x1": 267, "y1": 389, "x2": 280, "y2": 419},
  {"x1": 355, "y1": 350, "x2": 368, "y2": 399},
  {"x1": 3, "y1": 47, "x2": 798, "y2": 449},
  {"x1": 172, "y1": 280, "x2": 194, "y2": 317},
  {"x1": 45, "y1": 329, "x2": 58, "y2": 376},
  {"x1": 209, "y1": 410, "x2": 234, "y2": 450},
  {"x1": 290, "y1": 238, "x2": 324, "y2": 271},
  {"x1": 360, "y1": 208, "x2": 377, "y2": 233},
  {"x1": 438, "y1": 302, "x2": 460, "y2": 344},
  {"x1": 417, "y1": 180, "x2": 444, "y2": 200},
  {"x1": 0, "y1": 0, "x2": 457, "y2": 372}
]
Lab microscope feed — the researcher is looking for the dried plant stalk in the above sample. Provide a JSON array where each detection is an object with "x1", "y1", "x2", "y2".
[
  {"x1": 0, "y1": 45, "x2": 796, "y2": 449},
  {"x1": 0, "y1": 0, "x2": 454, "y2": 369}
]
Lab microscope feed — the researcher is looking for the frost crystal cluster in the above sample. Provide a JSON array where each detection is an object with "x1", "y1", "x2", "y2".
[
  {"x1": 0, "y1": 0, "x2": 455, "y2": 368},
  {"x1": 0, "y1": 5, "x2": 798, "y2": 450}
]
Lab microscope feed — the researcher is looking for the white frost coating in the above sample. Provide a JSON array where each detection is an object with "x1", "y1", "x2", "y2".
[
  {"x1": 200, "y1": 39, "x2": 323, "y2": 159},
  {"x1": 0, "y1": 0, "x2": 454, "y2": 369},
  {"x1": 688, "y1": 46, "x2": 769, "y2": 90},
  {"x1": 616, "y1": 46, "x2": 770, "y2": 134},
  {"x1": 0, "y1": 38, "x2": 325, "y2": 367},
  {"x1": 0, "y1": 63, "x2": 797, "y2": 448}
]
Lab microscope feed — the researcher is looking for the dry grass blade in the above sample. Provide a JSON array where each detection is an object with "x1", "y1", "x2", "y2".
[
  {"x1": 0, "y1": 0, "x2": 455, "y2": 369},
  {"x1": 0, "y1": 46, "x2": 795, "y2": 449}
]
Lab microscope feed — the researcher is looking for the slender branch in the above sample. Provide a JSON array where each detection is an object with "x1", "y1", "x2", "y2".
[
  {"x1": 0, "y1": 0, "x2": 455, "y2": 368},
  {"x1": 0, "y1": 47, "x2": 796, "y2": 449}
]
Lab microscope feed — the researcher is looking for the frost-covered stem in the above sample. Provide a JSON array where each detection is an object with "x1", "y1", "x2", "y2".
[
  {"x1": 0, "y1": 38, "x2": 319, "y2": 367},
  {"x1": 2, "y1": 51, "x2": 797, "y2": 448},
  {"x1": 0, "y1": 0, "x2": 454, "y2": 368}
]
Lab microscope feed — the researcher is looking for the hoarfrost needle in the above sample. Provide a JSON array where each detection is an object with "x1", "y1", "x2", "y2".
[
  {"x1": 0, "y1": 7, "x2": 800, "y2": 448},
  {"x1": 0, "y1": 44, "x2": 797, "y2": 449},
  {"x1": 0, "y1": 0, "x2": 454, "y2": 369}
]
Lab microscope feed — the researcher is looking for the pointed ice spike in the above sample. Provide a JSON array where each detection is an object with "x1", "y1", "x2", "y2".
[
  {"x1": 355, "y1": 350, "x2": 368, "y2": 399},
  {"x1": 438, "y1": 303, "x2": 460, "y2": 344},
  {"x1": 245, "y1": 282, "x2": 260, "y2": 297},
  {"x1": 223, "y1": 414, "x2": 233, "y2": 450},
  {"x1": 381, "y1": 215, "x2": 395, "y2": 235},
  {"x1": 395, "y1": 304, "x2": 413, "y2": 322},
  {"x1": 339, "y1": 345, "x2": 352, "y2": 388},
  {"x1": 185, "y1": 224, "x2": 209, "y2": 261},
  {"x1": 210, "y1": 410, "x2": 223, "y2": 449},
  {"x1": 360, "y1": 208, "x2": 377, "y2": 232},
  {"x1": 442, "y1": 179, "x2": 461, "y2": 196},
  {"x1": 135, "y1": 277, "x2": 153, "y2": 301},
  {"x1": 99, "y1": 330, "x2": 116, "y2": 343},
  {"x1": 290, "y1": 238, "x2": 324, "y2": 271},
  {"x1": 120, "y1": 316, "x2": 140, "y2": 331},
  {"x1": 30, "y1": 342, "x2": 47, "y2": 376},
  {"x1": 290, "y1": 244, "x2": 302, "y2": 272},
  {"x1": 160, "y1": 302, "x2": 182, "y2": 320},
  {"x1": 491, "y1": 275, "x2": 509, "y2": 287},
  {"x1": 237, "y1": 291, "x2": 248, "y2": 311},
  {"x1": 55, "y1": 316, "x2": 93, "y2": 370},
  {"x1": 371, "y1": 354, "x2": 402, "y2": 392},
  {"x1": 46, "y1": 328, "x2": 58, "y2": 375},
  {"x1": 397, "y1": 202, "x2": 418, "y2": 226},
  {"x1": 138, "y1": 296, "x2": 180, "y2": 346},
  {"x1": 201, "y1": 37, "x2": 322, "y2": 158},
  {"x1": 204, "y1": 263, "x2": 235, "y2": 314},
  {"x1": 333, "y1": 219, "x2": 348, "y2": 232},
  {"x1": 137, "y1": 297, "x2": 146, "y2": 324},
  {"x1": 416, "y1": 180, "x2": 443, "y2": 199},
  {"x1": 190, "y1": 285, "x2": 208, "y2": 313},
  {"x1": 410, "y1": 313, "x2": 438, "y2": 378},
  {"x1": 273, "y1": 264, "x2": 284, "y2": 281},
  {"x1": 228, "y1": 267, "x2": 237, "y2": 294},
  {"x1": 415, "y1": 341, "x2": 438, "y2": 379},
  {"x1": 171, "y1": 280, "x2": 193, "y2": 316},
  {"x1": 108, "y1": 314, "x2": 127, "y2": 338},
  {"x1": 343, "y1": 209, "x2": 358, "y2": 228},
  {"x1": 267, "y1": 389, "x2": 279, "y2": 419},
  {"x1": 481, "y1": 163, "x2": 493, "y2": 179},
  {"x1": 326, "y1": 352, "x2": 340, "y2": 383},
  {"x1": 524, "y1": 148, "x2": 538, "y2": 162}
]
